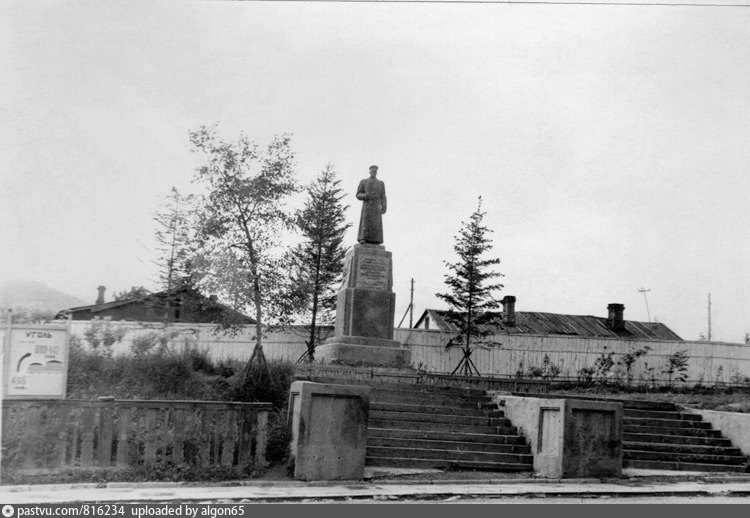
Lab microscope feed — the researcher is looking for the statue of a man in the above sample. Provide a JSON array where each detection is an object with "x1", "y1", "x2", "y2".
[{"x1": 356, "y1": 165, "x2": 387, "y2": 244}]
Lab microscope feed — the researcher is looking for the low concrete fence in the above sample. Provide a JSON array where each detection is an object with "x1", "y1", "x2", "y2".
[
  {"x1": 2, "y1": 399, "x2": 271, "y2": 473},
  {"x1": 295, "y1": 364, "x2": 551, "y2": 393}
]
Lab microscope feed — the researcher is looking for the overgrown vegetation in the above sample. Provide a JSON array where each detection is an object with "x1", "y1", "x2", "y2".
[
  {"x1": 517, "y1": 355, "x2": 562, "y2": 380},
  {"x1": 68, "y1": 335, "x2": 295, "y2": 408}
]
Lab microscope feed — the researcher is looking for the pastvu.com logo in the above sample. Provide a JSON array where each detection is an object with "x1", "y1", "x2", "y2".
[{"x1": 2, "y1": 505, "x2": 14, "y2": 517}]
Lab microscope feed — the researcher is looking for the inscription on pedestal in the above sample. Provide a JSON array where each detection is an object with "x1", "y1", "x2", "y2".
[{"x1": 356, "y1": 256, "x2": 389, "y2": 289}]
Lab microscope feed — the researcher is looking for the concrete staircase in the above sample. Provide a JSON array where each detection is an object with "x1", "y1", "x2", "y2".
[
  {"x1": 619, "y1": 399, "x2": 749, "y2": 472},
  {"x1": 296, "y1": 373, "x2": 533, "y2": 472},
  {"x1": 367, "y1": 384, "x2": 533, "y2": 471},
  {"x1": 294, "y1": 368, "x2": 748, "y2": 474}
]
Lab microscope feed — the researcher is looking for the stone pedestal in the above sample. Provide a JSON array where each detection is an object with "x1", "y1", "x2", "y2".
[{"x1": 317, "y1": 244, "x2": 411, "y2": 368}]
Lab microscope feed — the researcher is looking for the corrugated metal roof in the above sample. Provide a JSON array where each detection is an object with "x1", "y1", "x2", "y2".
[{"x1": 416, "y1": 309, "x2": 683, "y2": 341}]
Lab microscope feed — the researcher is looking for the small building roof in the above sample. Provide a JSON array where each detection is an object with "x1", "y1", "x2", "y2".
[
  {"x1": 55, "y1": 287, "x2": 255, "y2": 325},
  {"x1": 414, "y1": 309, "x2": 683, "y2": 341}
]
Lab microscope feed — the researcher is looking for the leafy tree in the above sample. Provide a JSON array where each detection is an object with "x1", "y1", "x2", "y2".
[
  {"x1": 188, "y1": 125, "x2": 299, "y2": 375},
  {"x1": 3, "y1": 306, "x2": 56, "y2": 324},
  {"x1": 112, "y1": 286, "x2": 151, "y2": 301},
  {"x1": 290, "y1": 165, "x2": 351, "y2": 363},
  {"x1": 436, "y1": 197, "x2": 504, "y2": 376}
]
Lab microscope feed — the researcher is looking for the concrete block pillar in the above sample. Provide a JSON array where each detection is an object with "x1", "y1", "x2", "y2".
[
  {"x1": 287, "y1": 381, "x2": 370, "y2": 481},
  {"x1": 492, "y1": 394, "x2": 623, "y2": 478}
]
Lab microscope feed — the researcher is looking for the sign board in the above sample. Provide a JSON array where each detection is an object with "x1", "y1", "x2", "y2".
[
  {"x1": 356, "y1": 256, "x2": 389, "y2": 290},
  {"x1": 2, "y1": 325, "x2": 70, "y2": 399}
]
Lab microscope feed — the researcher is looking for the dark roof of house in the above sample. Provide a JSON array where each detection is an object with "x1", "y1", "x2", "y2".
[
  {"x1": 415, "y1": 309, "x2": 683, "y2": 341},
  {"x1": 55, "y1": 288, "x2": 255, "y2": 324}
]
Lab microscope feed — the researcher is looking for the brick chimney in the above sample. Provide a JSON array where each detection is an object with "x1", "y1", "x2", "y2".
[
  {"x1": 502, "y1": 295, "x2": 516, "y2": 326},
  {"x1": 606, "y1": 303, "x2": 625, "y2": 331},
  {"x1": 96, "y1": 285, "x2": 106, "y2": 305}
]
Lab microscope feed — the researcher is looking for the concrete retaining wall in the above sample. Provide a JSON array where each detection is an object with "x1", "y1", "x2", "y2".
[{"x1": 682, "y1": 408, "x2": 750, "y2": 457}]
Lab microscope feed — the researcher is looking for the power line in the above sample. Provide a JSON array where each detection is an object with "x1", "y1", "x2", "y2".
[{"x1": 247, "y1": 0, "x2": 750, "y2": 7}]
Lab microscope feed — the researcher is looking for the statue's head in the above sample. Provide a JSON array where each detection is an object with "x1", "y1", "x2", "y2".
[{"x1": 369, "y1": 165, "x2": 378, "y2": 177}]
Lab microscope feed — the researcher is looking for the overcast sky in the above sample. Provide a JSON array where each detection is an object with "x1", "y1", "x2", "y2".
[{"x1": 2, "y1": 0, "x2": 749, "y2": 342}]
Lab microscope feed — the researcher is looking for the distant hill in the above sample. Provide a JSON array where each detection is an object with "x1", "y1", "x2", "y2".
[{"x1": 0, "y1": 280, "x2": 88, "y2": 313}]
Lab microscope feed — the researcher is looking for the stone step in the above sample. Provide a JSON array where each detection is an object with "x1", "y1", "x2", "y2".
[
  {"x1": 544, "y1": 394, "x2": 677, "y2": 412},
  {"x1": 365, "y1": 456, "x2": 533, "y2": 472},
  {"x1": 622, "y1": 424, "x2": 721, "y2": 438},
  {"x1": 370, "y1": 409, "x2": 510, "y2": 427},
  {"x1": 625, "y1": 416, "x2": 712, "y2": 430},
  {"x1": 624, "y1": 449, "x2": 748, "y2": 466},
  {"x1": 371, "y1": 387, "x2": 492, "y2": 405},
  {"x1": 368, "y1": 418, "x2": 518, "y2": 435},
  {"x1": 623, "y1": 409, "x2": 702, "y2": 421},
  {"x1": 623, "y1": 459, "x2": 748, "y2": 473},
  {"x1": 370, "y1": 401, "x2": 503, "y2": 418},
  {"x1": 618, "y1": 400, "x2": 678, "y2": 412},
  {"x1": 300, "y1": 377, "x2": 489, "y2": 398},
  {"x1": 368, "y1": 427, "x2": 528, "y2": 445},
  {"x1": 367, "y1": 436, "x2": 531, "y2": 454},
  {"x1": 366, "y1": 445, "x2": 533, "y2": 465},
  {"x1": 624, "y1": 441, "x2": 744, "y2": 457},
  {"x1": 622, "y1": 432, "x2": 732, "y2": 447}
]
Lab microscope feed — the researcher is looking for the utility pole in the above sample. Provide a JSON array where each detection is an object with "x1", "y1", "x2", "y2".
[
  {"x1": 409, "y1": 278, "x2": 414, "y2": 328},
  {"x1": 397, "y1": 278, "x2": 415, "y2": 328},
  {"x1": 708, "y1": 293, "x2": 712, "y2": 343},
  {"x1": 638, "y1": 287, "x2": 651, "y2": 322}
]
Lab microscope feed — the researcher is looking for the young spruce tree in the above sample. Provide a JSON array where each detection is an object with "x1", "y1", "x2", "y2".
[
  {"x1": 291, "y1": 165, "x2": 351, "y2": 363},
  {"x1": 436, "y1": 197, "x2": 504, "y2": 376},
  {"x1": 152, "y1": 187, "x2": 197, "y2": 321}
]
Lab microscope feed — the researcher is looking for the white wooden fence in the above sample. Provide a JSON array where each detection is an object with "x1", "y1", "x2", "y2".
[
  {"x1": 65, "y1": 321, "x2": 750, "y2": 385},
  {"x1": 395, "y1": 328, "x2": 750, "y2": 385}
]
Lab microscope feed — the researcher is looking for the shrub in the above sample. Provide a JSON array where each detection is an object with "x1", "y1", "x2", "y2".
[
  {"x1": 82, "y1": 317, "x2": 127, "y2": 357},
  {"x1": 621, "y1": 346, "x2": 651, "y2": 386},
  {"x1": 232, "y1": 360, "x2": 296, "y2": 410},
  {"x1": 265, "y1": 409, "x2": 291, "y2": 463},
  {"x1": 664, "y1": 350, "x2": 690, "y2": 386}
]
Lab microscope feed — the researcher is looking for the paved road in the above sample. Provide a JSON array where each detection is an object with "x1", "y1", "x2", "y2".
[
  {"x1": 302, "y1": 496, "x2": 750, "y2": 504},
  {"x1": 3, "y1": 480, "x2": 750, "y2": 504}
]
